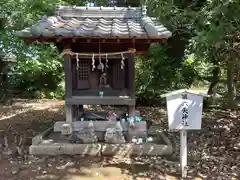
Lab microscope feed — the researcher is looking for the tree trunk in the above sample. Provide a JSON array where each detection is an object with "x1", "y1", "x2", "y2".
[
  {"x1": 207, "y1": 66, "x2": 220, "y2": 105},
  {"x1": 207, "y1": 66, "x2": 220, "y2": 95},
  {"x1": 227, "y1": 58, "x2": 236, "y2": 109},
  {"x1": 0, "y1": 56, "x2": 4, "y2": 101}
]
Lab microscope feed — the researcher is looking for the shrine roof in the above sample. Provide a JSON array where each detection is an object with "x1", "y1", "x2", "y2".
[{"x1": 15, "y1": 6, "x2": 172, "y2": 39}]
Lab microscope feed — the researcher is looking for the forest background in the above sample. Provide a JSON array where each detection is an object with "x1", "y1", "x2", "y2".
[{"x1": 0, "y1": 0, "x2": 240, "y2": 108}]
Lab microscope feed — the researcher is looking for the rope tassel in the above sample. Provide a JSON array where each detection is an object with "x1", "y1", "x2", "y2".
[
  {"x1": 99, "y1": 56, "x2": 104, "y2": 72},
  {"x1": 92, "y1": 54, "x2": 95, "y2": 71},
  {"x1": 105, "y1": 54, "x2": 109, "y2": 69},
  {"x1": 76, "y1": 53, "x2": 79, "y2": 70},
  {"x1": 121, "y1": 53, "x2": 125, "y2": 69}
]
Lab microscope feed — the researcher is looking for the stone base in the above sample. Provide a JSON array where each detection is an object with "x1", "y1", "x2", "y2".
[
  {"x1": 54, "y1": 121, "x2": 128, "y2": 132},
  {"x1": 101, "y1": 144, "x2": 172, "y2": 156},
  {"x1": 29, "y1": 126, "x2": 173, "y2": 156},
  {"x1": 54, "y1": 121, "x2": 146, "y2": 132},
  {"x1": 29, "y1": 144, "x2": 101, "y2": 156},
  {"x1": 54, "y1": 121, "x2": 147, "y2": 141}
]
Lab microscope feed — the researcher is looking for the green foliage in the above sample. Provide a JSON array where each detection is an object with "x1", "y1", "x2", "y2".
[
  {"x1": 1, "y1": 0, "x2": 240, "y2": 106},
  {"x1": 7, "y1": 43, "x2": 63, "y2": 98},
  {"x1": 192, "y1": 0, "x2": 240, "y2": 64},
  {"x1": 135, "y1": 44, "x2": 197, "y2": 105},
  {"x1": 0, "y1": 0, "x2": 86, "y2": 98},
  {"x1": 190, "y1": 0, "x2": 240, "y2": 103}
]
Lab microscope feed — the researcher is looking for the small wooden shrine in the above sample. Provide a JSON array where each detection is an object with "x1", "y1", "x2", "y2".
[
  {"x1": 16, "y1": 4, "x2": 171, "y2": 121},
  {"x1": 16, "y1": 3, "x2": 173, "y2": 155}
]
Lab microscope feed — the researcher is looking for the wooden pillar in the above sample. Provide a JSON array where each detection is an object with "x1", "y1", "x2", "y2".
[
  {"x1": 65, "y1": 105, "x2": 73, "y2": 123},
  {"x1": 78, "y1": 105, "x2": 84, "y2": 117},
  {"x1": 64, "y1": 48, "x2": 72, "y2": 97},
  {"x1": 127, "y1": 52, "x2": 135, "y2": 117},
  {"x1": 63, "y1": 48, "x2": 75, "y2": 122}
]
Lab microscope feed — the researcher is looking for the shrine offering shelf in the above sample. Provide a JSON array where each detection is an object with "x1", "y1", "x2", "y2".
[
  {"x1": 72, "y1": 88, "x2": 129, "y2": 96},
  {"x1": 66, "y1": 96, "x2": 135, "y2": 105}
]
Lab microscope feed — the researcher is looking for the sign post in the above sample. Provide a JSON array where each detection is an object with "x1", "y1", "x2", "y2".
[
  {"x1": 180, "y1": 129, "x2": 187, "y2": 177},
  {"x1": 161, "y1": 89, "x2": 209, "y2": 178}
]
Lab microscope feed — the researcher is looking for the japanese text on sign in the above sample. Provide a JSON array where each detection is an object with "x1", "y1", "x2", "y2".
[{"x1": 181, "y1": 94, "x2": 189, "y2": 126}]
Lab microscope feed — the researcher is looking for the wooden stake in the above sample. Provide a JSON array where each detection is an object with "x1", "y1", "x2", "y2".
[{"x1": 180, "y1": 130, "x2": 187, "y2": 178}]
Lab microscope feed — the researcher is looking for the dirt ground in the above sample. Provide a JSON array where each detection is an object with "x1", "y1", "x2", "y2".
[{"x1": 0, "y1": 99, "x2": 240, "y2": 180}]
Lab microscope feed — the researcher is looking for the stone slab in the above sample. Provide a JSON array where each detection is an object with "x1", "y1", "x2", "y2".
[
  {"x1": 102, "y1": 131, "x2": 173, "y2": 156},
  {"x1": 29, "y1": 143, "x2": 101, "y2": 156},
  {"x1": 158, "y1": 131, "x2": 172, "y2": 147},
  {"x1": 127, "y1": 121, "x2": 147, "y2": 141},
  {"x1": 148, "y1": 125, "x2": 163, "y2": 134},
  {"x1": 32, "y1": 127, "x2": 53, "y2": 145},
  {"x1": 54, "y1": 121, "x2": 147, "y2": 132},
  {"x1": 101, "y1": 143, "x2": 172, "y2": 156}
]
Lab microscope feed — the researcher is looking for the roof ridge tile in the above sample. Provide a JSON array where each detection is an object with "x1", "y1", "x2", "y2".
[{"x1": 15, "y1": 6, "x2": 172, "y2": 39}]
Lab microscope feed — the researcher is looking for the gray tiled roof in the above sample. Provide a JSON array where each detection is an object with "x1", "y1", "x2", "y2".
[{"x1": 16, "y1": 6, "x2": 172, "y2": 39}]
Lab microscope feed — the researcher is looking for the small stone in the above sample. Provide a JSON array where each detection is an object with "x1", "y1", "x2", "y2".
[
  {"x1": 60, "y1": 123, "x2": 73, "y2": 135},
  {"x1": 42, "y1": 171, "x2": 47, "y2": 174},
  {"x1": 11, "y1": 168, "x2": 19, "y2": 175},
  {"x1": 131, "y1": 138, "x2": 137, "y2": 143},
  {"x1": 147, "y1": 137, "x2": 153, "y2": 142},
  {"x1": 68, "y1": 168, "x2": 78, "y2": 173},
  {"x1": 136, "y1": 138, "x2": 143, "y2": 144},
  {"x1": 165, "y1": 174, "x2": 177, "y2": 180},
  {"x1": 56, "y1": 162, "x2": 74, "y2": 170},
  {"x1": 47, "y1": 163, "x2": 52, "y2": 167},
  {"x1": 3, "y1": 149, "x2": 13, "y2": 155},
  {"x1": 138, "y1": 172, "x2": 147, "y2": 176},
  {"x1": 157, "y1": 174, "x2": 166, "y2": 180}
]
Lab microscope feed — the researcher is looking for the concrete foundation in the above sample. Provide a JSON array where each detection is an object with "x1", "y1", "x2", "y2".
[
  {"x1": 29, "y1": 144, "x2": 101, "y2": 156},
  {"x1": 29, "y1": 125, "x2": 173, "y2": 156}
]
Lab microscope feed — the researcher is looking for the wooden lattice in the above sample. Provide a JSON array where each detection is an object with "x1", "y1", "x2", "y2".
[
  {"x1": 115, "y1": 63, "x2": 121, "y2": 80},
  {"x1": 77, "y1": 59, "x2": 90, "y2": 89},
  {"x1": 113, "y1": 61, "x2": 124, "y2": 89},
  {"x1": 78, "y1": 59, "x2": 89, "y2": 80}
]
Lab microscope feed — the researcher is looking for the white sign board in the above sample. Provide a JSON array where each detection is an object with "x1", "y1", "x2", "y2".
[
  {"x1": 161, "y1": 89, "x2": 208, "y2": 130},
  {"x1": 166, "y1": 93, "x2": 203, "y2": 130},
  {"x1": 161, "y1": 89, "x2": 208, "y2": 178}
]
